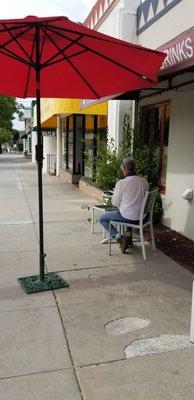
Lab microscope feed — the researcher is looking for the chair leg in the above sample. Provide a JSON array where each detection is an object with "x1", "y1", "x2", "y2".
[
  {"x1": 149, "y1": 222, "x2": 156, "y2": 251},
  {"x1": 140, "y1": 226, "x2": 147, "y2": 261},
  {"x1": 91, "y1": 207, "x2": 94, "y2": 233},
  {"x1": 108, "y1": 223, "x2": 112, "y2": 256},
  {"x1": 103, "y1": 210, "x2": 106, "y2": 238}
]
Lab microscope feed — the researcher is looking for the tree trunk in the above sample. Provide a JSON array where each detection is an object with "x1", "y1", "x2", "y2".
[{"x1": 0, "y1": 144, "x2": 2, "y2": 154}]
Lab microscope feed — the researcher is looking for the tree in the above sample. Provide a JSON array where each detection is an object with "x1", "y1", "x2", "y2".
[
  {"x1": 0, "y1": 128, "x2": 12, "y2": 153},
  {"x1": 12, "y1": 128, "x2": 20, "y2": 144},
  {"x1": 0, "y1": 96, "x2": 17, "y2": 131},
  {"x1": 0, "y1": 96, "x2": 20, "y2": 153}
]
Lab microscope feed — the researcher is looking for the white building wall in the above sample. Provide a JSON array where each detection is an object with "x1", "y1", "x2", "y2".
[
  {"x1": 138, "y1": 0, "x2": 194, "y2": 240},
  {"x1": 31, "y1": 130, "x2": 37, "y2": 163},
  {"x1": 163, "y1": 89, "x2": 194, "y2": 240},
  {"x1": 43, "y1": 136, "x2": 56, "y2": 173},
  {"x1": 56, "y1": 116, "x2": 62, "y2": 177},
  {"x1": 96, "y1": 0, "x2": 140, "y2": 147},
  {"x1": 27, "y1": 134, "x2": 32, "y2": 154},
  {"x1": 141, "y1": 85, "x2": 194, "y2": 240}
]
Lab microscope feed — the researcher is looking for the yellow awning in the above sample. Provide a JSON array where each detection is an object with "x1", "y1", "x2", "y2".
[{"x1": 40, "y1": 98, "x2": 107, "y2": 128}]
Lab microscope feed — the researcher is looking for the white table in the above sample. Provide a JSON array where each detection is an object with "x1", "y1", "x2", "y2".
[{"x1": 91, "y1": 204, "x2": 118, "y2": 238}]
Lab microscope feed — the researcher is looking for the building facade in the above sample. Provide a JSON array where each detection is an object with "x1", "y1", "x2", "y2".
[
  {"x1": 137, "y1": 0, "x2": 194, "y2": 240},
  {"x1": 38, "y1": 0, "x2": 194, "y2": 241},
  {"x1": 83, "y1": 0, "x2": 194, "y2": 241}
]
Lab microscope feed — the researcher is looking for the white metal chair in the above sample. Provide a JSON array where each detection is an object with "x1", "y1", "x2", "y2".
[{"x1": 108, "y1": 189, "x2": 159, "y2": 261}]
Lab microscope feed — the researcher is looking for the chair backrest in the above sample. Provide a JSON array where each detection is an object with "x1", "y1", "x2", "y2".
[{"x1": 140, "y1": 189, "x2": 159, "y2": 223}]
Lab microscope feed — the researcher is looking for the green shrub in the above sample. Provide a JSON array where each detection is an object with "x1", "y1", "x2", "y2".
[
  {"x1": 95, "y1": 140, "x2": 121, "y2": 190},
  {"x1": 17, "y1": 143, "x2": 23, "y2": 152},
  {"x1": 153, "y1": 191, "x2": 163, "y2": 223},
  {"x1": 84, "y1": 113, "x2": 164, "y2": 222}
]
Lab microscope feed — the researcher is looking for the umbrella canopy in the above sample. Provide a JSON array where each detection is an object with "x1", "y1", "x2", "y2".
[
  {"x1": 0, "y1": 15, "x2": 165, "y2": 290},
  {"x1": 0, "y1": 16, "x2": 165, "y2": 99}
]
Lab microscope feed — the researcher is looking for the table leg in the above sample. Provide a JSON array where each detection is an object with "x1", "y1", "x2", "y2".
[{"x1": 91, "y1": 206, "x2": 95, "y2": 234}]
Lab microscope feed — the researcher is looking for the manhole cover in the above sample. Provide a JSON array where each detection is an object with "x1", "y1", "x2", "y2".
[
  {"x1": 89, "y1": 274, "x2": 101, "y2": 280},
  {"x1": 105, "y1": 317, "x2": 150, "y2": 336},
  {"x1": 124, "y1": 335, "x2": 192, "y2": 358}
]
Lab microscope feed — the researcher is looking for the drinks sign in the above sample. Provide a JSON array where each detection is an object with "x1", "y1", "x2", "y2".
[{"x1": 158, "y1": 27, "x2": 194, "y2": 76}]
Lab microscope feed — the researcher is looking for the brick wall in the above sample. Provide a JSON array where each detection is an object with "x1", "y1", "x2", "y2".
[
  {"x1": 79, "y1": 179, "x2": 104, "y2": 202},
  {"x1": 59, "y1": 168, "x2": 81, "y2": 184}
]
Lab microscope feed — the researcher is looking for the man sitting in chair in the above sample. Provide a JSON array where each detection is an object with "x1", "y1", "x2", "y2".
[{"x1": 99, "y1": 157, "x2": 149, "y2": 252}]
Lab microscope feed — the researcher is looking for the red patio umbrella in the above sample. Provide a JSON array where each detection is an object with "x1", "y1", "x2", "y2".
[{"x1": 0, "y1": 16, "x2": 165, "y2": 292}]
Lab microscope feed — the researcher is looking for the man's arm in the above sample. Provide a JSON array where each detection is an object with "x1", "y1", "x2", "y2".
[{"x1": 111, "y1": 180, "x2": 122, "y2": 207}]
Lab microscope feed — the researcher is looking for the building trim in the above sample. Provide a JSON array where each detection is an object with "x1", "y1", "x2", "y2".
[
  {"x1": 84, "y1": 0, "x2": 118, "y2": 29},
  {"x1": 137, "y1": 0, "x2": 183, "y2": 35}
]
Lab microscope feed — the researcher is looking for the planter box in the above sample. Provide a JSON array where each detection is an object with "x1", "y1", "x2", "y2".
[
  {"x1": 59, "y1": 168, "x2": 81, "y2": 184},
  {"x1": 23, "y1": 153, "x2": 32, "y2": 159},
  {"x1": 79, "y1": 178, "x2": 104, "y2": 202}
]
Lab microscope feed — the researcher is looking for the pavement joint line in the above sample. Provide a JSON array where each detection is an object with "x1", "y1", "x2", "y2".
[
  {"x1": 15, "y1": 167, "x2": 51, "y2": 273},
  {"x1": 0, "y1": 221, "x2": 34, "y2": 225},
  {"x1": 0, "y1": 304, "x2": 57, "y2": 314},
  {"x1": 152, "y1": 293, "x2": 190, "y2": 331},
  {"x1": 0, "y1": 367, "x2": 72, "y2": 381},
  {"x1": 56, "y1": 294, "x2": 157, "y2": 310},
  {"x1": 32, "y1": 219, "x2": 87, "y2": 224},
  {"x1": 51, "y1": 263, "x2": 130, "y2": 273},
  {"x1": 0, "y1": 249, "x2": 38, "y2": 255},
  {"x1": 16, "y1": 166, "x2": 39, "y2": 243},
  {"x1": 77, "y1": 357, "x2": 126, "y2": 369},
  {"x1": 0, "y1": 250, "x2": 38, "y2": 255},
  {"x1": 52, "y1": 290, "x2": 85, "y2": 400}
]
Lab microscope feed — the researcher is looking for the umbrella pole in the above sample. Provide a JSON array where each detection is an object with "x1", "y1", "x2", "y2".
[
  {"x1": 36, "y1": 85, "x2": 45, "y2": 281},
  {"x1": 35, "y1": 22, "x2": 45, "y2": 281},
  {"x1": 17, "y1": 24, "x2": 69, "y2": 293}
]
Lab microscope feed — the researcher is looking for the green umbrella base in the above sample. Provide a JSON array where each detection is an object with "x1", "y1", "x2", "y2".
[{"x1": 18, "y1": 272, "x2": 69, "y2": 294}]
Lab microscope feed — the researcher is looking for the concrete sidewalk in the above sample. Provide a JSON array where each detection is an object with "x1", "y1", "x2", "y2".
[{"x1": 0, "y1": 154, "x2": 194, "y2": 400}]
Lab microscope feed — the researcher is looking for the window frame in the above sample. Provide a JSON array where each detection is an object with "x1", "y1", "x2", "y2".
[{"x1": 141, "y1": 100, "x2": 170, "y2": 194}]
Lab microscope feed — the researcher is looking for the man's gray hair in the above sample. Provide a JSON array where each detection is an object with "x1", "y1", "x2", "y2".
[{"x1": 122, "y1": 157, "x2": 136, "y2": 170}]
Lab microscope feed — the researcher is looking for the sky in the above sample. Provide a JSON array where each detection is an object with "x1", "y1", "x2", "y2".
[
  {"x1": 0, "y1": 0, "x2": 97, "y2": 129},
  {"x1": 0, "y1": 0, "x2": 96, "y2": 22}
]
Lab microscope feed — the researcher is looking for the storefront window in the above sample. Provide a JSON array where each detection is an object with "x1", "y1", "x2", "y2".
[
  {"x1": 62, "y1": 118, "x2": 67, "y2": 167},
  {"x1": 67, "y1": 116, "x2": 74, "y2": 171},
  {"x1": 62, "y1": 114, "x2": 107, "y2": 179},
  {"x1": 141, "y1": 101, "x2": 170, "y2": 193},
  {"x1": 84, "y1": 115, "x2": 107, "y2": 180},
  {"x1": 84, "y1": 115, "x2": 94, "y2": 179},
  {"x1": 75, "y1": 115, "x2": 82, "y2": 174},
  {"x1": 97, "y1": 115, "x2": 107, "y2": 147}
]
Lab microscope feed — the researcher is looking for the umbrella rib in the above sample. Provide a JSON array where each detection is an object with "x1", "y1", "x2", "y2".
[
  {"x1": 2, "y1": 23, "x2": 35, "y2": 67},
  {"x1": 24, "y1": 36, "x2": 36, "y2": 98},
  {"x1": 48, "y1": 23, "x2": 161, "y2": 56},
  {"x1": 66, "y1": 57, "x2": 100, "y2": 97},
  {"x1": 44, "y1": 25, "x2": 154, "y2": 83},
  {"x1": 0, "y1": 48, "x2": 33, "y2": 67},
  {"x1": 0, "y1": 23, "x2": 32, "y2": 34},
  {"x1": 40, "y1": 26, "x2": 99, "y2": 97},
  {"x1": 0, "y1": 24, "x2": 32, "y2": 51},
  {"x1": 40, "y1": 26, "x2": 84, "y2": 68},
  {"x1": 44, "y1": 49, "x2": 88, "y2": 68},
  {"x1": 84, "y1": 46, "x2": 155, "y2": 83},
  {"x1": 39, "y1": 25, "x2": 48, "y2": 63}
]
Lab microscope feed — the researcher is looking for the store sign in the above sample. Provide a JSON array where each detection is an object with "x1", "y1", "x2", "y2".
[
  {"x1": 158, "y1": 26, "x2": 194, "y2": 76},
  {"x1": 80, "y1": 93, "x2": 122, "y2": 109},
  {"x1": 43, "y1": 131, "x2": 56, "y2": 137},
  {"x1": 80, "y1": 98, "x2": 98, "y2": 109}
]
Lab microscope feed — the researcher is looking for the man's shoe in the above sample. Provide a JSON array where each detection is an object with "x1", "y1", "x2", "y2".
[
  {"x1": 119, "y1": 235, "x2": 133, "y2": 253},
  {"x1": 101, "y1": 237, "x2": 109, "y2": 244}
]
